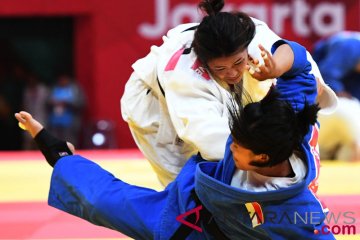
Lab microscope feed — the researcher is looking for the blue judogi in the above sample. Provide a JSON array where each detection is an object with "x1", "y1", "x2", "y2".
[{"x1": 48, "y1": 40, "x2": 335, "y2": 239}]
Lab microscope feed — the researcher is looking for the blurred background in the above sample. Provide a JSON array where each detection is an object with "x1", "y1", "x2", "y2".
[{"x1": 0, "y1": 0, "x2": 358, "y2": 151}]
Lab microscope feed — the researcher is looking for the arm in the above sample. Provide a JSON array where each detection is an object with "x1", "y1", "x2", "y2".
[
  {"x1": 247, "y1": 20, "x2": 322, "y2": 84},
  {"x1": 249, "y1": 44, "x2": 294, "y2": 80},
  {"x1": 274, "y1": 40, "x2": 318, "y2": 107},
  {"x1": 247, "y1": 19, "x2": 294, "y2": 80},
  {"x1": 246, "y1": 22, "x2": 337, "y2": 113}
]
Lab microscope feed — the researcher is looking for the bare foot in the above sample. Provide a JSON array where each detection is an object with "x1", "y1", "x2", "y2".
[{"x1": 14, "y1": 111, "x2": 76, "y2": 154}]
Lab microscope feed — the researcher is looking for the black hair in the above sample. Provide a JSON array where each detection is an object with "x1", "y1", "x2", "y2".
[
  {"x1": 192, "y1": 0, "x2": 256, "y2": 67},
  {"x1": 228, "y1": 86, "x2": 320, "y2": 167}
]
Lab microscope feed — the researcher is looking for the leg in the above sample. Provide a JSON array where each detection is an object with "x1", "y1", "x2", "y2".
[{"x1": 49, "y1": 154, "x2": 166, "y2": 239}]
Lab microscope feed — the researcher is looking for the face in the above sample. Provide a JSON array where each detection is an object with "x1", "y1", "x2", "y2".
[
  {"x1": 207, "y1": 49, "x2": 248, "y2": 85},
  {"x1": 230, "y1": 141, "x2": 268, "y2": 171}
]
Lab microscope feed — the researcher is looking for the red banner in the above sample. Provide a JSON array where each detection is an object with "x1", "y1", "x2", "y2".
[{"x1": 136, "y1": 0, "x2": 359, "y2": 50}]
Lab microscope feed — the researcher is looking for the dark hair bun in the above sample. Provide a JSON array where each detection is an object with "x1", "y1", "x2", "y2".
[{"x1": 198, "y1": 0, "x2": 225, "y2": 16}]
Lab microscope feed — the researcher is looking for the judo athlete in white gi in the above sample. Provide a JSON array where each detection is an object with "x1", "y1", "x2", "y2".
[
  {"x1": 15, "y1": 36, "x2": 335, "y2": 239},
  {"x1": 313, "y1": 31, "x2": 360, "y2": 161},
  {"x1": 121, "y1": 0, "x2": 338, "y2": 186}
]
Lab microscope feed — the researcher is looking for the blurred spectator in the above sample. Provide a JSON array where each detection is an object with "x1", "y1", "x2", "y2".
[
  {"x1": 47, "y1": 73, "x2": 85, "y2": 147},
  {"x1": 313, "y1": 31, "x2": 360, "y2": 161},
  {"x1": 22, "y1": 71, "x2": 50, "y2": 149},
  {"x1": 313, "y1": 31, "x2": 360, "y2": 99}
]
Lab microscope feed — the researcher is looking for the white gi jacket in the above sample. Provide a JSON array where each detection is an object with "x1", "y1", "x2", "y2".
[{"x1": 121, "y1": 18, "x2": 337, "y2": 186}]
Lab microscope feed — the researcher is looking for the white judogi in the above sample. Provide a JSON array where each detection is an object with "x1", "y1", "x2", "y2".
[{"x1": 121, "y1": 19, "x2": 337, "y2": 186}]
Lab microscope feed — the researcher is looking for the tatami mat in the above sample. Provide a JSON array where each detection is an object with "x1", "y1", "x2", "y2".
[{"x1": 1, "y1": 151, "x2": 359, "y2": 239}]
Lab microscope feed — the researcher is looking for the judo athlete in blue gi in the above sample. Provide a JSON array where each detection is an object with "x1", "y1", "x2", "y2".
[
  {"x1": 313, "y1": 31, "x2": 360, "y2": 100},
  {"x1": 15, "y1": 37, "x2": 336, "y2": 240}
]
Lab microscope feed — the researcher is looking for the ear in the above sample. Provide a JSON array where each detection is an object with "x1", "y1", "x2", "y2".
[{"x1": 254, "y1": 153, "x2": 269, "y2": 163}]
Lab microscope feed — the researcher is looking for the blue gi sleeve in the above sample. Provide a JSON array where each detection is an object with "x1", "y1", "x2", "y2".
[
  {"x1": 48, "y1": 155, "x2": 168, "y2": 240},
  {"x1": 271, "y1": 39, "x2": 308, "y2": 78},
  {"x1": 271, "y1": 39, "x2": 318, "y2": 110}
]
